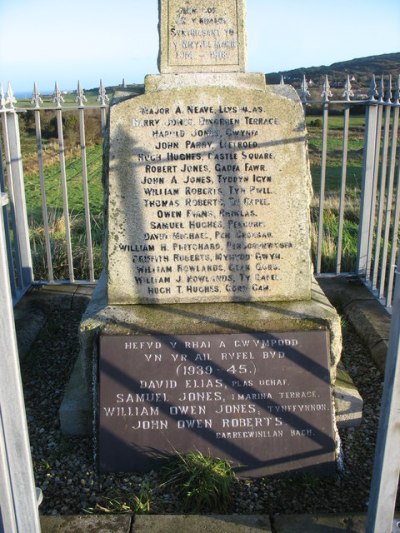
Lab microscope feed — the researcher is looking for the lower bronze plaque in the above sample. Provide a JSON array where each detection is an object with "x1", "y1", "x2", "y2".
[{"x1": 99, "y1": 331, "x2": 336, "y2": 477}]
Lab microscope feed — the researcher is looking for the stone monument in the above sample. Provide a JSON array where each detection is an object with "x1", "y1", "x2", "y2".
[{"x1": 60, "y1": 0, "x2": 345, "y2": 478}]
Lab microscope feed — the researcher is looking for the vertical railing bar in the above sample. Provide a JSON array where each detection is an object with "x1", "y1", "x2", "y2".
[
  {"x1": 97, "y1": 79, "x2": 109, "y2": 140},
  {"x1": 0, "y1": 112, "x2": 24, "y2": 289},
  {"x1": 316, "y1": 76, "x2": 332, "y2": 274},
  {"x1": 53, "y1": 83, "x2": 74, "y2": 282},
  {"x1": 76, "y1": 82, "x2": 95, "y2": 282},
  {"x1": 386, "y1": 141, "x2": 400, "y2": 308},
  {"x1": 366, "y1": 249, "x2": 400, "y2": 533},
  {"x1": 0, "y1": 195, "x2": 41, "y2": 532},
  {"x1": 0, "y1": 408, "x2": 18, "y2": 532},
  {"x1": 379, "y1": 90, "x2": 398, "y2": 301},
  {"x1": 365, "y1": 97, "x2": 384, "y2": 284},
  {"x1": 380, "y1": 106, "x2": 399, "y2": 301},
  {"x1": 357, "y1": 82, "x2": 378, "y2": 278},
  {"x1": 372, "y1": 99, "x2": 391, "y2": 290},
  {"x1": 336, "y1": 101, "x2": 351, "y2": 274},
  {"x1": 337, "y1": 76, "x2": 354, "y2": 274},
  {"x1": 6, "y1": 106, "x2": 34, "y2": 290},
  {"x1": 0, "y1": 127, "x2": 17, "y2": 298},
  {"x1": 384, "y1": 78, "x2": 400, "y2": 307},
  {"x1": 100, "y1": 106, "x2": 107, "y2": 134},
  {"x1": 33, "y1": 86, "x2": 54, "y2": 283}
]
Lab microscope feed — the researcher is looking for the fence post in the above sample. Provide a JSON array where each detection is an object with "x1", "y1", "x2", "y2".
[
  {"x1": 0, "y1": 128, "x2": 18, "y2": 300},
  {"x1": 316, "y1": 76, "x2": 332, "y2": 274},
  {"x1": 98, "y1": 79, "x2": 109, "y2": 135},
  {"x1": 0, "y1": 193, "x2": 41, "y2": 532},
  {"x1": 366, "y1": 248, "x2": 400, "y2": 532},
  {"x1": 5, "y1": 98, "x2": 33, "y2": 289},
  {"x1": 336, "y1": 76, "x2": 353, "y2": 274},
  {"x1": 357, "y1": 77, "x2": 379, "y2": 278},
  {"x1": 53, "y1": 82, "x2": 75, "y2": 282}
]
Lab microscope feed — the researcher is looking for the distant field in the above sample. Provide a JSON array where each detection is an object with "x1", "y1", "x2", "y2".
[{"x1": 23, "y1": 143, "x2": 104, "y2": 281}]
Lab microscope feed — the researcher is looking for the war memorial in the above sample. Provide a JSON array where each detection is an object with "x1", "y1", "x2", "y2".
[{"x1": 60, "y1": 0, "x2": 343, "y2": 478}]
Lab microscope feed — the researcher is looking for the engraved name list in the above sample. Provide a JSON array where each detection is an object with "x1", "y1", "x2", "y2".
[
  {"x1": 99, "y1": 331, "x2": 335, "y2": 476},
  {"x1": 107, "y1": 87, "x2": 312, "y2": 304}
]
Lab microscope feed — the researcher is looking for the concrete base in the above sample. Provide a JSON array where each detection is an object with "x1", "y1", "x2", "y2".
[
  {"x1": 41, "y1": 513, "x2": 400, "y2": 532},
  {"x1": 334, "y1": 363, "x2": 363, "y2": 428},
  {"x1": 318, "y1": 276, "x2": 391, "y2": 373},
  {"x1": 60, "y1": 272, "x2": 348, "y2": 436}
]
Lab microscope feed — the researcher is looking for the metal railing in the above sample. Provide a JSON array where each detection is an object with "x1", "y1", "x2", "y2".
[
  {"x1": 2, "y1": 75, "x2": 399, "y2": 308},
  {"x1": 356, "y1": 76, "x2": 400, "y2": 309},
  {"x1": 0, "y1": 85, "x2": 33, "y2": 303},
  {"x1": 0, "y1": 80, "x2": 109, "y2": 303},
  {"x1": 0, "y1": 73, "x2": 400, "y2": 531},
  {"x1": 298, "y1": 73, "x2": 400, "y2": 311},
  {"x1": 0, "y1": 177, "x2": 40, "y2": 532}
]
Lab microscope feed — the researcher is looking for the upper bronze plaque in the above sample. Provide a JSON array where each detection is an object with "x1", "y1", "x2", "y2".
[{"x1": 159, "y1": 0, "x2": 247, "y2": 73}]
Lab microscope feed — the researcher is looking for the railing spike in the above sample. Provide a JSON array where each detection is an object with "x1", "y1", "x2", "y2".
[
  {"x1": 6, "y1": 82, "x2": 17, "y2": 109},
  {"x1": 368, "y1": 75, "x2": 378, "y2": 101},
  {"x1": 395, "y1": 74, "x2": 400, "y2": 104},
  {"x1": 75, "y1": 80, "x2": 87, "y2": 108},
  {"x1": 385, "y1": 74, "x2": 393, "y2": 103},
  {"x1": 52, "y1": 81, "x2": 64, "y2": 108},
  {"x1": 97, "y1": 79, "x2": 109, "y2": 107},
  {"x1": 300, "y1": 75, "x2": 310, "y2": 104},
  {"x1": 378, "y1": 76, "x2": 385, "y2": 103},
  {"x1": 321, "y1": 75, "x2": 332, "y2": 103},
  {"x1": 343, "y1": 74, "x2": 354, "y2": 101},
  {"x1": 31, "y1": 82, "x2": 43, "y2": 109}
]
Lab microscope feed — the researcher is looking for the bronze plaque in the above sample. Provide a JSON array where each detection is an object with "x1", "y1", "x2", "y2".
[{"x1": 99, "y1": 331, "x2": 335, "y2": 477}]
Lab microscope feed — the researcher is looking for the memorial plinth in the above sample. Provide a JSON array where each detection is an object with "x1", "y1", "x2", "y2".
[{"x1": 69, "y1": 274, "x2": 340, "y2": 476}]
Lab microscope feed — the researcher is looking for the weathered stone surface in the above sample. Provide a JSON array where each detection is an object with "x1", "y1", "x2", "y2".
[
  {"x1": 273, "y1": 513, "x2": 368, "y2": 533},
  {"x1": 145, "y1": 72, "x2": 266, "y2": 92},
  {"x1": 92, "y1": 275, "x2": 340, "y2": 379},
  {"x1": 59, "y1": 273, "x2": 342, "y2": 436},
  {"x1": 318, "y1": 276, "x2": 391, "y2": 372},
  {"x1": 40, "y1": 514, "x2": 131, "y2": 533},
  {"x1": 334, "y1": 363, "x2": 363, "y2": 428},
  {"x1": 135, "y1": 514, "x2": 272, "y2": 532},
  {"x1": 106, "y1": 83, "x2": 312, "y2": 305},
  {"x1": 159, "y1": 0, "x2": 246, "y2": 73}
]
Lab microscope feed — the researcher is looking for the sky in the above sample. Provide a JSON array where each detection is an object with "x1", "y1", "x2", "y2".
[{"x1": 0, "y1": 0, "x2": 399, "y2": 94}]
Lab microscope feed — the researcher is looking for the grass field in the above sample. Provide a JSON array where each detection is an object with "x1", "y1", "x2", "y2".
[
  {"x1": 307, "y1": 114, "x2": 365, "y2": 272},
  {"x1": 5, "y1": 109, "x2": 370, "y2": 280}
]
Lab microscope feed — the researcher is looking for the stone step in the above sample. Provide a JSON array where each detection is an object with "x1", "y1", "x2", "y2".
[{"x1": 334, "y1": 363, "x2": 363, "y2": 428}]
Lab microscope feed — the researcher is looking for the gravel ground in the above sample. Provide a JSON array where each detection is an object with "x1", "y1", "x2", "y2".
[{"x1": 20, "y1": 305, "x2": 394, "y2": 516}]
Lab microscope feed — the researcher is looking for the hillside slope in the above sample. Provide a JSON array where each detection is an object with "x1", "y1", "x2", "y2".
[{"x1": 266, "y1": 52, "x2": 400, "y2": 87}]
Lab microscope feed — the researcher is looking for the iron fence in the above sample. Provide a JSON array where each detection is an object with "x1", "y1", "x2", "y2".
[
  {"x1": 299, "y1": 73, "x2": 400, "y2": 311},
  {"x1": 0, "y1": 136, "x2": 41, "y2": 531},
  {"x1": 0, "y1": 73, "x2": 400, "y2": 532},
  {"x1": 0, "y1": 81, "x2": 110, "y2": 303},
  {"x1": 0, "y1": 75, "x2": 399, "y2": 309}
]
